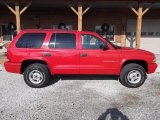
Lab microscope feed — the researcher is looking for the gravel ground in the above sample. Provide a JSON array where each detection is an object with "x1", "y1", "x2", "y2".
[
  {"x1": 155, "y1": 54, "x2": 160, "y2": 72},
  {"x1": 0, "y1": 56, "x2": 160, "y2": 120}
]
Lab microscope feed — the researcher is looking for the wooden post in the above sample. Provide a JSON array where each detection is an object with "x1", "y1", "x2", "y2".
[
  {"x1": 2, "y1": 0, "x2": 32, "y2": 34},
  {"x1": 130, "y1": 2, "x2": 153, "y2": 48},
  {"x1": 121, "y1": 15, "x2": 127, "y2": 47},
  {"x1": 135, "y1": 2, "x2": 143, "y2": 48},
  {"x1": 65, "y1": 1, "x2": 92, "y2": 31},
  {"x1": 78, "y1": 1, "x2": 83, "y2": 31},
  {"x1": 15, "y1": 1, "x2": 21, "y2": 33}
]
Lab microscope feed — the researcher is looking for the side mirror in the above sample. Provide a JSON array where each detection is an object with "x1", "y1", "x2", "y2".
[{"x1": 100, "y1": 44, "x2": 109, "y2": 50}]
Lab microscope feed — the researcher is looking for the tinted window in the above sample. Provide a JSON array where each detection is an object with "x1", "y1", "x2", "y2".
[
  {"x1": 16, "y1": 33, "x2": 46, "y2": 48},
  {"x1": 49, "y1": 33, "x2": 76, "y2": 49},
  {"x1": 81, "y1": 34, "x2": 105, "y2": 49}
]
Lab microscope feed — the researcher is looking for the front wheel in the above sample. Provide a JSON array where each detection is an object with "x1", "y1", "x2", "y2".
[
  {"x1": 23, "y1": 63, "x2": 50, "y2": 88},
  {"x1": 119, "y1": 63, "x2": 147, "y2": 88}
]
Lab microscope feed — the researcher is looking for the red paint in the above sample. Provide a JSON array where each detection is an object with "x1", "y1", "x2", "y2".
[{"x1": 4, "y1": 29, "x2": 157, "y2": 75}]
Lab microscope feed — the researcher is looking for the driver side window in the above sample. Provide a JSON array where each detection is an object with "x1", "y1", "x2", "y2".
[{"x1": 81, "y1": 34, "x2": 106, "y2": 49}]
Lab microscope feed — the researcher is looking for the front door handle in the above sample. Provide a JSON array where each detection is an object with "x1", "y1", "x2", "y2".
[
  {"x1": 45, "y1": 53, "x2": 51, "y2": 57},
  {"x1": 81, "y1": 53, "x2": 87, "y2": 57}
]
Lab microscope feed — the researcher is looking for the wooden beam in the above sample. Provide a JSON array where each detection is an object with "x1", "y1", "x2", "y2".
[
  {"x1": 142, "y1": 8, "x2": 150, "y2": 16},
  {"x1": 65, "y1": 1, "x2": 78, "y2": 15},
  {"x1": 135, "y1": 3, "x2": 143, "y2": 48},
  {"x1": 20, "y1": 1, "x2": 32, "y2": 15},
  {"x1": 15, "y1": 1, "x2": 21, "y2": 33},
  {"x1": 130, "y1": 6, "x2": 138, "y2": 16},
  {"x1": 82, "y1": 4, "x2": 93, "y2": 15},
  {"x1": 2, "y1": 1, "x2": 16, "y2": 15},
  {"x1": 142, "y1": 3, "x2": 154, "y2": 15},
  {"x1": 78, "y1": 1, "x2": 83, "y2": 31}
]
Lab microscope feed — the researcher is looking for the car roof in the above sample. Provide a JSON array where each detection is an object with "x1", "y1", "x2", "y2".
[{"x1": 20, "y1": 29, "x2": 95, "y2": 34}]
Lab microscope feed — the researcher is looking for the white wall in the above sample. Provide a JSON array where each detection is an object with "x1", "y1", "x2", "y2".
[{"x1": 126, "y1": 19, "x2": 160, "y2": 54}]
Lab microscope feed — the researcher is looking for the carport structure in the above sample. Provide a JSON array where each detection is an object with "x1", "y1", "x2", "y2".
[{"x1": 0, "y1": 0, "x2": 160, "y2": 49}]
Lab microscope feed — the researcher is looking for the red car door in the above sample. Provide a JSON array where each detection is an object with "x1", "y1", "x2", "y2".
[
  {"x1": 45, "y1": 32, "x2": 80, "y2": 74},
  {"x1": 79, "y1": 33, "x2": 120, "y2": 75},
  {"x1": 79, "y1": 33, "x2": 106, "y2": 74}
]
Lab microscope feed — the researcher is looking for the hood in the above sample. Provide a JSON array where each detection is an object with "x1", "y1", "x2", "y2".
[{"x1": 121, "y1": 47, "x2": 154, "y2": 56}]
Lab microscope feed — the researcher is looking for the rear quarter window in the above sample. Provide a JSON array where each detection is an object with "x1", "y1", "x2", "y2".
[{"x1": 16, "y1": 33, "x2": 46, "y2": 48}]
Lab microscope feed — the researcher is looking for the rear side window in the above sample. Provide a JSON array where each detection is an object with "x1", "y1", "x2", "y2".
[
  {"x1": 49, "y1": 33, "x2": 76, "y2": 49},
  {"x1": 16, "y1": 33, "x2": 46, "y2": 48}
]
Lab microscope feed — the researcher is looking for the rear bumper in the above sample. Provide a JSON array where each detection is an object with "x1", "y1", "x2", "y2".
[
  {"x1": 148, "y1": 63, "x2": 158, "y2": 74},
  {"x1": 4, "y1": 61, "x2": 21, "y2": 74}
]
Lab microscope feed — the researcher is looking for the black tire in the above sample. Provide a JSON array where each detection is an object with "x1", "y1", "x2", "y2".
[
  {"x1": 119, "y1": 63, "x2": 147, "y2": 88},
  {"x1": 23, "y1": 63, "x2": 50, "y2": 88}
]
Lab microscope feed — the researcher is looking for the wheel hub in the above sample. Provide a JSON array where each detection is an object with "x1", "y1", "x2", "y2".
[
  {"x1": 127, "y1": 70, "x2": 141, "y2": 84},
  {"x1": 29, "y1": 70, "x2": 43, "y2": 84}
]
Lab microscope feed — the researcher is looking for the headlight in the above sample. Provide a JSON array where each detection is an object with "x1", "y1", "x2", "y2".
[
  {"x1": 152, "y1": 56, "x2": 156, "y2": 63},
  {"x1": 152, "y1": 58, "x2": 156, "y2": 63}
]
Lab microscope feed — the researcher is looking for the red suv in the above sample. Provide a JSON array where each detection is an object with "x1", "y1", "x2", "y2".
[{"x1": 4, "y1": 29, "x2": 157, "y2": 88}]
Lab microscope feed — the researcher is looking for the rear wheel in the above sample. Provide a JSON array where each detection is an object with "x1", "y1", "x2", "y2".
[
  {"x1": 23, "y1": 63, "x2": 50, "y2": 88},
  {"x1": 119, "y1": 63, "x2": 147, "y2": 88}
]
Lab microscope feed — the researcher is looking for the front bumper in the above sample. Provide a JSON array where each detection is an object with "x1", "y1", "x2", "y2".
[
  {"x1": 148, "y1": 63, "x2": 158, "y2": 74},
  {"x1": 4, "y1": 61, "x2": 21, "y2": 74}
]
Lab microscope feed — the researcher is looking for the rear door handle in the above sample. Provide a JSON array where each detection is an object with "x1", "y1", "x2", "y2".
[
  {"x1": 81, "y1": 53, "x2": 87, "y2": 57},
  {"x1": 45, "y1": 53, "x2": 51, "y2": 57}
]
